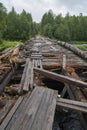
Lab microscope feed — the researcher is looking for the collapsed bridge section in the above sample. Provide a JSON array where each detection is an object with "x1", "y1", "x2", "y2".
[{"x1": 0, "y1": 36, "x2": 87, "y2": 130}]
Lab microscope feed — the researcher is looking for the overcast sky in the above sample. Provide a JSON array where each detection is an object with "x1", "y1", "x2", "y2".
[{"x1": 0, "y1": 0, "x2": 87, "y2": 22}]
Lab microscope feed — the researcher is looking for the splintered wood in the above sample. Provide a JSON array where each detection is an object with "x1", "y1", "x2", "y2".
[
  {"x1": 0, "y1": 47, "x2": 19, "y2": 64},
  {"x1": 0, "y1": 47, "x2": 20, "y2": 81}
]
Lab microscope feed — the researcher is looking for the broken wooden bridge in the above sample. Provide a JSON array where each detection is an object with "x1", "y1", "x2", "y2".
[{"x1": 0, "y1": 36, "x2": 87, "y2": 130}]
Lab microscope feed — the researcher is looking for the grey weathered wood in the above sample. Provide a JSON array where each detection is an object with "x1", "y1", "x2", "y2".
[
  {"x1": 57, "y1": 97, "x2": 87, "y2": 113},
  {"x1": 23, "y1": 60, "x2": 31, "y2": 92},
  {"x1": 30, "y1": 60, "x2": 34, "y2": 89},
  {"x1": 18, "y1": 59, "x2": 29, "y2": 94},
  {"x1": 61, "y1": 83, "x2": 75, "y2": 99},
  {"x1": 34, "y1": 68, "x2": 87, "y2": 88},
  {"x1": 39, "y1": 60, "x2": 43, "y2": 69},
  {"x1": 0, "y1": 97, "x2": 23, "y2": 130},
  {"x1": 62, "y1": 55, "x2": 66, "y2": 69},
  {"x1": 4, "y1": 87, "x2": 57, "y2": 130},
  {"x1": 0, "y1": 70, "x2": 14, "y2": 95},
  {"x1": 18, "y1": 59, "x2": 31, "y2": 94},
  {"x1": 0, "y1": 100, "x2": 15, "y2": 125},
  {"x1": 61, "y1": 86, "x2": 67, "y2": 98}
]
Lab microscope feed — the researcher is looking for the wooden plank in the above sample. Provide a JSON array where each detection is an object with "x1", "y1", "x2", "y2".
[
  {"x1": 62, "y1": 55, "x2": 66, "y2": 69},
  {"x1": 30, "y1": 60, "x2": 34, "y2": 89},
  {"x1": 39, "y1": 60, "x2": 43, "y2": 69},
  {"x1": 34, "y1": 68, "x2": 87, "y2": 88},
  {"x1": 0, "y1": 100, "x2": 15, "y2": 125},
  {"x1": 0, "y1": 96, "x2": 23, "y2": 130},
  {"x1": 18, "y1": 59, "x2": 29, "y2": 94},
  {"x1": 6, "y1": 87, "x2": 45, "y2": 130},
  {"x1": 34, "y1": 60, "x2": 37, "y2": 67},
  {"x1": 18, "y1": 59, "x2": 31, "y2": 94},
  {"x1": 5, "y1": 92, "x2": 31, "y2": 130},
  {"x1": 57, "y1": 98, "x2": 87, "y2": 113},
  {"x1": 26, "y1": 88, "x2": 57, "y2": 130},
  {"x1": 23, "y1": 60, "x2": 31, "y2": 92},
  {"x1": 61, "y1": 86, "x2": 67, "y2": 98},
  {"x1": 61, "y1": 84, "x2": 75, "y2": 99},
  {"x1": 5, "y1": 87, "x2": 57, "y2": 130}
]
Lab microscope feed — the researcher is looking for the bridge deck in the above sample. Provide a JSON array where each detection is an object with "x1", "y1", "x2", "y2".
[{"x1": 0, "y1": 87, "x2": 58, "y2": 130}]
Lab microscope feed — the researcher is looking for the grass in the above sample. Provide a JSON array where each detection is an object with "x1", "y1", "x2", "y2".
[
  {"x1": 0, "y1": 40, "x2": 23, "y2": 52},
  {"x1": 69, "y1": 41, "x2": 87, "y2": 51},
  {"x1": 75, "y1": 45, "x2": 87, "y2": 51}
]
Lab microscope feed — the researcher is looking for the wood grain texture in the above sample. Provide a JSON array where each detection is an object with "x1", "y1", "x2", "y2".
[{"x1": 3, "y1": 87, "x2": 57, "y2": 130}]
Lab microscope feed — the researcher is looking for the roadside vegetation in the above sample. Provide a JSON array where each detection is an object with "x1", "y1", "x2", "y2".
[
  {"x1": 69, "y1": 41, "x2": 87, "y2": 51},
  {"x1": 0, "y1": 2, "x2": 87, "y2": 51},
  {"x1": 0, "y1": 41, "x2": 23, "y2": 51},
  {"x1": 75, "y1": 44, "x2": 87, "y2": 51}
]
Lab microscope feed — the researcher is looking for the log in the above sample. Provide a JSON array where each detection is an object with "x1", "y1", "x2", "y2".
[
  {"x1": 57, "y1": 41, "x2": 87, "y2": 60},
  {"x1": 63, "y1": 67, "x2": 87, "y2": 102},
  {"x1": 34, "y1": 68, "x2": 87, "y2": 88}
]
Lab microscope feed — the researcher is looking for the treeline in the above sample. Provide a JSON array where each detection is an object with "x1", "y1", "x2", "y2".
[
  {"x1": 40, "y1": 10, "x2": 87, "y2": 41},
  {"x1": 0, "y1": 2, "x2": 87, "y2": 43},
  {"x1": 0, "y1": 2, "x2": 38, "y2": 43}
]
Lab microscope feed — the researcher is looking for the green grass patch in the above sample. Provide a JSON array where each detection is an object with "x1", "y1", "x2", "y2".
[
  {"x1": 0, "y1": 40, "x2": 23, "y2": 52},
  {"x1": 75, "y1": 45, "x2": 87, "y2": 51},
  {"x1": 69, "y1": 41, "x2": 87, "y2": 51}
]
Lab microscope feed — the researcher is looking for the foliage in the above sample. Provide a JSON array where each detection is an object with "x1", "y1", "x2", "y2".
[
  {"x1": 0, "y1": 40, "x2": 23, "y2": 51},
  {"x1": 0, "y1": 2, "x2": 7, "y2": 43},
  {"x1": 0, "y1": 2, "x2": 87, "y2": 44},
  {"x1": 41, "y1": 11, "x2": 87, "y2": 42}
]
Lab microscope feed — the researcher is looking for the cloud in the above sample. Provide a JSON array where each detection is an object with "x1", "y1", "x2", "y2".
[{"x1": 0, "y1": 0, "x2": 87, "y2": 22}]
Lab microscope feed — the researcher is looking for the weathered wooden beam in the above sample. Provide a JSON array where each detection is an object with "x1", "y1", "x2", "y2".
[
  {"x1": 0, "y1": 100, "x2": 15, "y2": 124},
  {"x1": 62, "y1": 67, "x2": 87, "y2": 102},
  {"x1": 62, "y1": 55, "x2": 66, "y2": 69},
  {"x1": 29, "y1": 60, "x2": 34, "y2": 89},
  {"x1": 39, "y1": 60, "x2": 43, "y2": 69},
  {"x1": 61, "y1": 84, "x2": 75, "y2": 99},
  {"x1": 0, "y1": 70, "x2": 14, "y2": 95},
  {"x1": 4, "y1": 87, "x2": 57, "y2": 130},
  {"x1": 62, "y1": 67, "x2": 87, "y2": 130},
  {"x1": 57, "y1": 98, "x2": 87, "y2": 113},
  {"x1": 0, "y1": 96, "x2": 23, "y2": 130},
  {"x1": 19, "y1": 59, "x2": 33, "y2": 94},
  {"x1": 34, "y1": 68, "x2": 87, "y2": 88}
]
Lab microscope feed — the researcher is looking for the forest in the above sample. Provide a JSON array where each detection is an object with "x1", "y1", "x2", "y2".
[{"x1": 0, "y1": 2, "x2": 87, "y2": 45}]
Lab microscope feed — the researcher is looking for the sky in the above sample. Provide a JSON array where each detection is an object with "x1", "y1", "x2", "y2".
[{"x1": 0, "y1": 0, "x2": 87, "y2": 22}]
